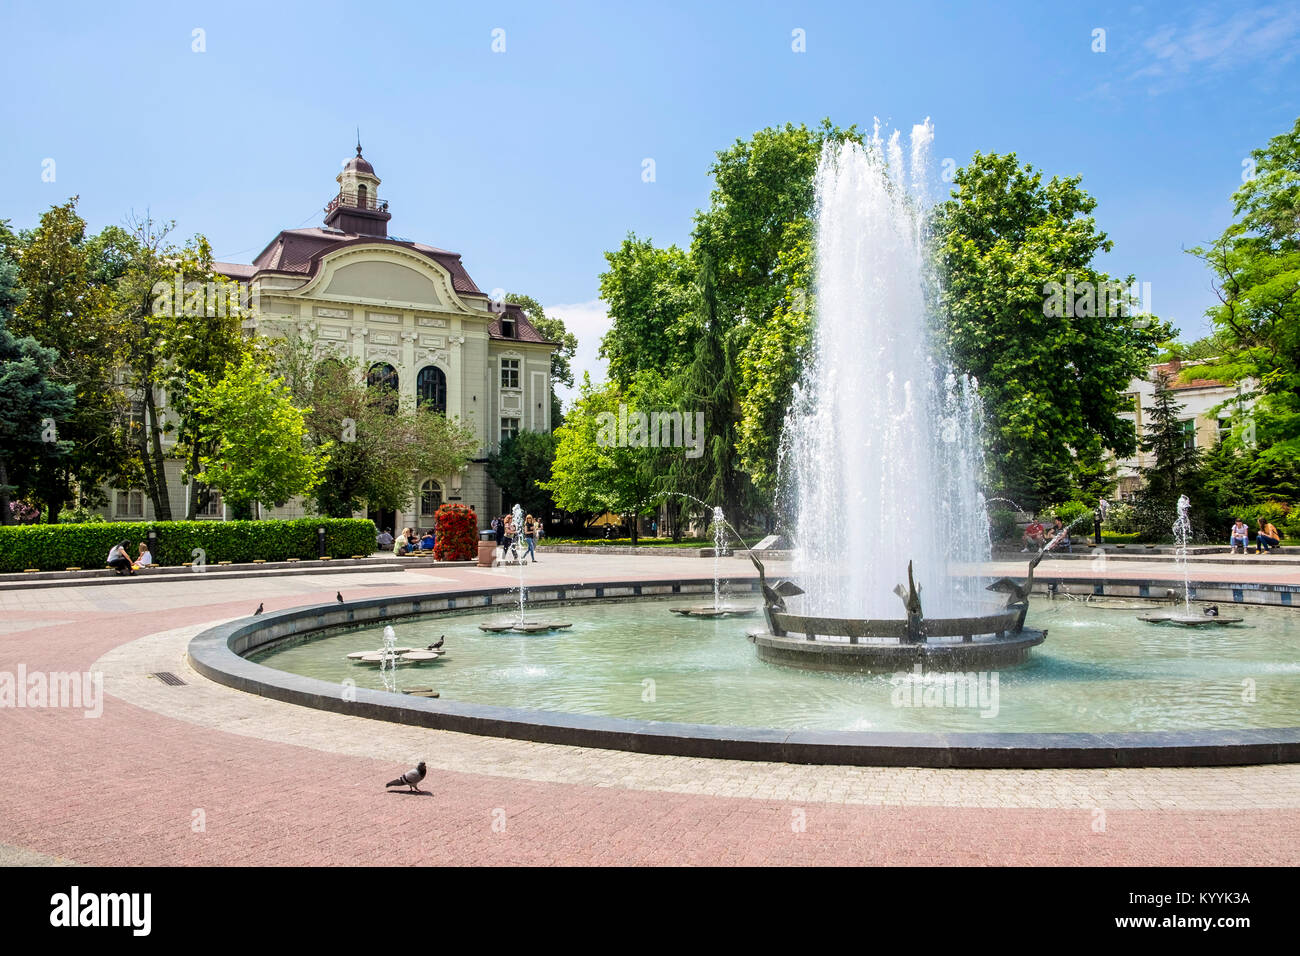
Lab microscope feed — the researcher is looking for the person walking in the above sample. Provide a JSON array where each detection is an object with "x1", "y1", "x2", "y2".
[
  {"x1": 1256, "y1": 518, "x2": 1281, "y2": 554},
  {"x1": 524, "y1": 514, "x2": 538, "y2": 563}
]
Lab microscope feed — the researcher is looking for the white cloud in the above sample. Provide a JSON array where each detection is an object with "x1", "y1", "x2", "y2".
[
  {"x1": 544, "y1": 298, "x2": 610, "y2": 410},
  {"x1": 1130, "y1": 4, "x2": 1300, "y2": 89}
]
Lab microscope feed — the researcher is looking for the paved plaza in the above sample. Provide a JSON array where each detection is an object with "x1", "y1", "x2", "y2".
[{"x1": 1, "y1": 551, "x2": 1298, "y2": 866}]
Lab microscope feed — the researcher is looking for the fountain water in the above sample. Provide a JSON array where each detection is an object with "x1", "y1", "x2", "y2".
[
  {"x1": 665, "y1": 498, "x2": 759, "y2": 619},
  {"x1": 1138, "y1": 495, "x2": 1243, "y2": 626},
  {"x1": 479, "y1": 502, "x2": 574, "y2": 634},
  {"x1": 380, "y1": 624, "x2": 398, "y2": 692},
  {"x1": 750, "y1": 122, "x2": 1046, "y2": 668},
  {"x1": 783, "y1": 124, "x2": 989, "y2": 619}
]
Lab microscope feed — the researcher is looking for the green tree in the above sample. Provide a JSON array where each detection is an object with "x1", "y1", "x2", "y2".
[
  {"x1": 597, "y1": 235, "x2": 696, "y2": 387},
  {"x1": 933, "y1": 152, "x2": 1167, "y2": 507},
  {"x1": 189, "y1": 354, "x2": 331, "y2": 517},
  {"x1": 486, "y1": 429, "x2": 559, "y2": 519},
  {"x1": 0, "y1": 251, "x2": 75, "y2": 523},
  {"x1": 1189, "y1": 116, "x2": 1300, "y2": 498},
  {"x1": 270, "y1": 338, "x2": 477, "y2": 517},
  {"x1": 1131, "y1": 372, "x2": 1204, "y2": 541},
  {"x1": 10, "y1": 198, "x2": 128, "y2": 522},
  {"x1": 542, "y1": 374, "x2": 659, "y2": 544},
  {"x1": 505, "y1": 292, "x2": 577, "y2": 427}
]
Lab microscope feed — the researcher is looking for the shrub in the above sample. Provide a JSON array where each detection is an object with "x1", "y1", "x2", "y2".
[
  {"x1": 433, "y1": 503, "x2": 478, "y2": 561},
  {"x1": 1103, "y1": 502, "x2": 1138, "y2": 534},
  {"x1": 0, "y1": 517, "x2": 376, "y2": 572},
  {"x1": 1050, "y1": 500, "x2": 1092, "y2": 528},
  {"x1": 988, "y1": 509, "x2": 1019, "y2": 542}
]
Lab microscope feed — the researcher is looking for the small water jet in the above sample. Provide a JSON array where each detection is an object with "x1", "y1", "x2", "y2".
[
  {"x1": 669, "y1": 504, "x2": 759, "y2": 619},
  {"x1": 479, "y1": 502, "x2": 574, "y2": 634},
  {"x1": 1139, "y1": 496, "x2": 1243, "y2": 626}
]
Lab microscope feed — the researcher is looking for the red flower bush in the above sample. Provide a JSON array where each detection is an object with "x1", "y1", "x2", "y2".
[{"x1": 433, "y1": 503, "x2": 478, "y2": 561}]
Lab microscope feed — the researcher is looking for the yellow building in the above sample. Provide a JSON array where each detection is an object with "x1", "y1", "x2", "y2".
[{"x1": 102, "y1": 145, "x2": 556, "y2": 533}]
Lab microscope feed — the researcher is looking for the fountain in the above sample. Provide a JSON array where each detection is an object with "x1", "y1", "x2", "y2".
[
  {"x1": 747, "y1": 124, "x2": 1046, "y2": 669},
  {"x1": 669, "y1": 505, "x2": 759, "y2": 619},
  {"x1": 1139, "y1": 495, "x2": 1243, "y2": 626},
  {"x1": 479, "y1": 502, "x2": 574, "y2": 634}
]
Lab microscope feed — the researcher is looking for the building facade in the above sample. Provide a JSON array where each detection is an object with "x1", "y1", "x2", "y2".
[
  {"x1": 1113, "y1": 359, "x2": 1250, "y2": 500},
  {"x1": 100, "y1": 146, "x2": 555, "y2": 533}
]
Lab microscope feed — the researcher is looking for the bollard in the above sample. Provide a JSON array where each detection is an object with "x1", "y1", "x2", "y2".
[
  {"x1": 147, "y1": 528, "x2": 159, "y2": 562},
  {"x1": 317, "y1": 525, "x2": 326, "y2": 558}
]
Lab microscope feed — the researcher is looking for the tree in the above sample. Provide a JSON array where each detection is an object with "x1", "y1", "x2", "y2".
[
  {"x1": 188, "y1": 354, "x2": 331, "y2": 517},
  {"x1": 486, "y1": 429, "x2": 558, "y2": 519},
  {"x1": 0, "y1": 251, "x2": 75, "y2": 524},
  {"x1": 10, "y1": 199, "x2": 127, "y2": 521},
  {"x1": 933, "y1": 152, "x2": 1168, "y2": 507},
  {"x1": 597, "y1": 236, "x2": 697, "y2": 387},
  {"x1": 505, "y1": 292, "x2": 577, "y2": 427},
  {"x1": 270, "y1": 338, "x2": 478, "y2": 517},
  {"x1": 1131, "y1": 372, "x2": 1203, "y2": 541},
  {"x1": 1189, "y1": 116, "x2": 1300, "y2": 499},
  {"x1": 542, "y1": 374, "x2": 659, "y2": 545}
]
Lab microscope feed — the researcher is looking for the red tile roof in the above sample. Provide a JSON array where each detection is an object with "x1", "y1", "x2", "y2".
[
  {"x1": 224, "y1": 228, "x2": 485, "y2": 296},
  {"x1": 489, "y1": 302, "x2": 554, "y2": 344},
  {"x1": 1154, "y1": 360, "x2": 1226, "y2": 390}
]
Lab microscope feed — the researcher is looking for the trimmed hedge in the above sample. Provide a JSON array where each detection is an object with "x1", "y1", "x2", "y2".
[{"x1": 0, "y1": 518, "x2": 377, "y2": 572}]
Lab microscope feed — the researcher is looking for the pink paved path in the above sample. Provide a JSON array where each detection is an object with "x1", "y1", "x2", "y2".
[{"x1": 2, "y1": 554, "x2": 1298, "y2": 865}]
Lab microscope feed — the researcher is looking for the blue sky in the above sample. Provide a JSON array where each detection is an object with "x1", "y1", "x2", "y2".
[{"x1": 3, "y1": 1, "x2": 1298, "y2": 402}]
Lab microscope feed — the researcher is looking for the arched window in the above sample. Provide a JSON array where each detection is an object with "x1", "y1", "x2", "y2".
[
  {"x1": 357, "y1": 183, "x2": 368, "y2": 208},
  {"x1": 367, "y1": 363, "x2": 399, "y2": 414},
  {"x1": 416, "y1": 365, "x2": 447, "y2": 414},
  {"x1": 420, "y1": 479, "x2": 443, "y2": 517}
]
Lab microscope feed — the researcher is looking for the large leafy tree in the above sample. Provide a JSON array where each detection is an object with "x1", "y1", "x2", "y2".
[
  {"x1": 188, "y1": 354, "x2": 331, "y2": 518},
  {"x1": 1189, "y1": 117, "x2": 1300, "y2": 498},
  {"x1": 0, "y1": 249, "x2": 75, "y2": 523},
  {"x1": 542, "y1": 374, "x2": 660, "y2": 544},
  {"x1": 270, "y1": 338, "x2": 478, "y2": 517},
  {"x1": 597, "y1": 236, "x2": 696, "y2": 387},
  {"x1": 10, "y1": 199, "x2": 128, "y2": 521},
  {"x1": 504, "y1": 292, "x2": 577, "y2": 427},
  {"x1": 485, "y1": 429, "x2": 558, "y2": 519},
  {"x1": 933, "y1": 152, "x2": 1167, "y2": 507}
]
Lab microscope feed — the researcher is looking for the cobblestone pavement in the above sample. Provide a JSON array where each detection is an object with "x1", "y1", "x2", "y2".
[{"x1": 1, "y1": 553, "x2": 1297, "y2": 865}]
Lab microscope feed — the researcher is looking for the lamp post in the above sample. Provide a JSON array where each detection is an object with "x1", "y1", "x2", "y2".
[{"x1": 317, "y1": 525, "x2": 326, "y2": 558}]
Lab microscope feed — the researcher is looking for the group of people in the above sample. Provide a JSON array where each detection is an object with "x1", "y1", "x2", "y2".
[
  {"x1": 1230, "y1": 517, "x2": 1282, "y2": 555},
  {"x1": 1021, "y1": 516, "x2": 1073, "y2": 553},
  {"x1": 492, "y1": 513, "x2": 542, "y2": 563},
  {"x1": 377, "y1": 527, "x2": 436, "y2": 556},
  {"x1": 106, "y1": 540, "x2": 152, "y2": 575}
]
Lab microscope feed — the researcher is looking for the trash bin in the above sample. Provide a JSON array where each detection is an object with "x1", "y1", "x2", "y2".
[{"x1": 477, "y1": 540, "x2": 498, "y2": 568}]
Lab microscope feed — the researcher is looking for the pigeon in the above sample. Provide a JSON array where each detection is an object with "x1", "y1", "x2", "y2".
[
  {"x1": 386, "y1": 761, "x2": 427, "y2": 793},
  {"x1": 254, "y1": 602, "x2": 264, "y2": 616},
  {"x1": 336, "y1": 591, "x2": 344, "y2": 604},
  {"x1": 426, "y1": 636, "x2": 445, "y2": 651},
  {"x1": 1204, "y1": 604, "x2": 1220, "y2": 617}
]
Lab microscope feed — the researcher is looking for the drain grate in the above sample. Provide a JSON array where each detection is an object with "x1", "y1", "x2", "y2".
[{"x1": 151, "y1": 671, "x2": 186, "y2": 686}]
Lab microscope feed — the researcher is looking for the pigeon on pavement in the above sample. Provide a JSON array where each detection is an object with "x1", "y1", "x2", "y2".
[
  {"x1": 254, "y1": 602, "x2": 264, "y2": 616},
  {"x1": 336, "y1": 591, "x2": 344, "y2": 604},
  {"x1": 386, "y1": 762, "x2": 427, "y2": 793}
]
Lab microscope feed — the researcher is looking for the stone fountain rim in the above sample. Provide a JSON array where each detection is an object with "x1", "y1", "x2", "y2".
[{"x1": 187, "y1": 576, "x2": 1300, "y2": 769}]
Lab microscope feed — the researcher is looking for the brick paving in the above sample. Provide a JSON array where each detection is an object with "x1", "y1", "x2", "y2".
[{"x1": 1, "y1": 552, "x2": 1297, "y2": 865}]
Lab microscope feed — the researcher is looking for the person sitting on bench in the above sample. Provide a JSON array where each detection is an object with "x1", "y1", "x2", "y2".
[{"x1": 1256, "y1": 518, "x2": 1281, "y2": 554}]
